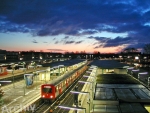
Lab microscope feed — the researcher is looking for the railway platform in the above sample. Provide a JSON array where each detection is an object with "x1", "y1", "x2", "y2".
[
  {"x1": 0, "y1": 74, "x2": 59, "y2": 113},
  {"x1": 67, "y1": 66, "x2": 150, "y2": 113},
  {"x1": 0, "y1": 63, "x2": 86, "y2": 113},
  {"x1": 0, "y1": 66, "x2": 48, "y2": 80}
]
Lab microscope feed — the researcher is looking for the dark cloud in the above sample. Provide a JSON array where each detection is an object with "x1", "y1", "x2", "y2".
[
  {"x1": 54, "y1": 41, "x2": 59, "y2": 44},
  {"x1": 64, "y1": 41, "x2": 75, "y2": 44},
  {"x1": 103, "y1": 36, "x2": 132, "y2": 47},
  {"x1": 89, "y1": 36, "x2": 133, "y2": 48},
  {"x1": 64, "y1": 36, "x2": 69, "y2": 39},
  {"x1": 32, "y1": 39, "x2": 38, "y2": 43},
  {"x1": 75, "y1": 41, "x2": 83, "y2": 44},
  {"x1": 1, "y1": 0, "x2": 150, "y2": 51}
]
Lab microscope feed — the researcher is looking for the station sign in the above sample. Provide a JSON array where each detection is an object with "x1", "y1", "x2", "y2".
[{"x1": 24, "y1": 74, "x2": 34, "y2": 86}]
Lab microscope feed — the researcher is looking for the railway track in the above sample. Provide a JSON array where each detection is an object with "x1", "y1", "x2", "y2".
[
  {"x1": 34, "y1": 67, "x2": 88, "y2": 113},
  {"x1": 53, "y1": 77, "x2": 87, "y2": 113}
]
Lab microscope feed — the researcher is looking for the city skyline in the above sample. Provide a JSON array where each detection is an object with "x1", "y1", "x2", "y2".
[{"x1": 0, "y1": 0, "x2": 150, "y2": 53}]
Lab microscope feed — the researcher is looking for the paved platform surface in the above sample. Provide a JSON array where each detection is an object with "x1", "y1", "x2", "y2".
[
  {"x1": 0, "y1": 67, "x2": 48, "y2": 80},
  {"x1": 0, "y1": 64, "x2": 84, "y2": 113}
]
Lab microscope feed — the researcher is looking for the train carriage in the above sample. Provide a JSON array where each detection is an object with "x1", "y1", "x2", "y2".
[{"x1": 41, "y1": 62, "x2": 87, "y2": 103}]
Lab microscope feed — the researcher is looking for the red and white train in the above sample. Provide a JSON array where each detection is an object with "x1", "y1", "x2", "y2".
[{"x1": 41, "y1": 64, "x2": 87, "y2": 102}]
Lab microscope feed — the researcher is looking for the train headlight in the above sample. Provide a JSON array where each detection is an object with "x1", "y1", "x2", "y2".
[
  {"x1": 50, "y1": 95, "x2": 53, "y2": 98},
  {"x1": 42, "y1": 95, "x2": 45, "y2": 98}
]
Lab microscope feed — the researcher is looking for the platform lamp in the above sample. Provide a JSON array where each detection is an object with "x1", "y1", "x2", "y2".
[
  {"x1": 78, "y1": 81, "x2": 94, "y2": 98},
  {"x1": 83, "y1": 75, "x2": 96, "y2": 88},
  {"x1": 78, "y1": 80, "x2": 94, "y2": 112},
  {"x1": 70, "y1": 91, "x2": 90, "y2": 113},
  {"x1": 58, "y1": 105, "x2": 86, "y2": 113}
]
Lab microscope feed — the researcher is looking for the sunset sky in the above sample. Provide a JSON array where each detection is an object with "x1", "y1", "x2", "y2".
[{"x1": 0, "y1": 0, "x2": 150, "y2": 53}]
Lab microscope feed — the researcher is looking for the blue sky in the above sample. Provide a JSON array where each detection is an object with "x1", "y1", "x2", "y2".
[{"x1": 0, "y1": 0, "x2": 150, "y2": 53}]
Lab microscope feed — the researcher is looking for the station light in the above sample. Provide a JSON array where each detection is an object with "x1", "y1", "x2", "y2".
[
  {"x1": 58, "y1": 105, "x2": 86, "y2": 112},
  {"x1": 0, "y1": 81, "x2": 12, "y2": 83},
  {"x1": 138, "y1": 72, "x2": 148, "y2": 75},
  {"x1": 132, "y1": 69, "x2": 139, "y2": 72}
]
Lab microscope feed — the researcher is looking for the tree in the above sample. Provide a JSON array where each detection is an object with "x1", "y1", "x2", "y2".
[{"x1": 143, "y1": 43, "x2": 150, "y2": 54}]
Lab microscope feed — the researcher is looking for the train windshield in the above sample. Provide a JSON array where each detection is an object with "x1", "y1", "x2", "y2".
[{"x1": 43, "y1": 86, "x2": 52, "y2": 93}]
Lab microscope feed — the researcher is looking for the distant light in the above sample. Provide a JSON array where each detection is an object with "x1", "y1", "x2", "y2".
[
  {"x1": 127, "y1": 67, "x2": 134, "y2": 70},
  {"x1": 58, "y1": 105, "x2": 84, "y2": 111},
  {"x1": 138, "y1": 72, "x2": 148, "y2": 75},
  {"x1": 78, "y1": 81, "x2": 92, "y2": 84},
  {"x1": 135, "y1": 56, "x2": 139, "y2": 59},
  {"x1": 20, "y1": 58, "x2": 23, "y2": 60},
  {"x1": 123, "y1": 66, "x2": 130, "y2": 68},
  {"x1": 132, "y1": 69, "x2": 139, "y2": 72},
  {"x1": 36, "y1": 70, "x2": 46, "y2": 73},
  {"x1": 0, "y1": 81, "x2": 12, "y2": 83},
  {"x1": 40, "y1": 56, "x2": 42, "y2": 59}
]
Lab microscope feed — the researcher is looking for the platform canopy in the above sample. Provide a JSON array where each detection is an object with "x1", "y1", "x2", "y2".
[
  {"x1": 88, "y1": 60, "x2": 130, "y2": 69},
  {"x1": 42, "y1": 59, "x2": 86, "y2": 67}
]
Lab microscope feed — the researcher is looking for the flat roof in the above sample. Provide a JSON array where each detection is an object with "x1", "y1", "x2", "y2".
[
  {"x1": 94, "y1": 84, "x2": 149, "y2": 113},
  {"x1": 42, "y1": 59, "x2": 86, "y2": 67},
  {"x1": 89, "y1": 60, "x2": 129, "y2": 69}
]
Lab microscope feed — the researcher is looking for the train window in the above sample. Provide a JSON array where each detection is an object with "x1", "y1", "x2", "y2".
[{"x1": 43, "y1": 87, "x2": 52, "y2": 93}]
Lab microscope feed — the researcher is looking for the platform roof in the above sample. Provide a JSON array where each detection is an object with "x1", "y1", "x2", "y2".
[
  {"x1": 42, "y1": 59, "x2": 86, "y2": 67},
  {"x1": 89, "y1": 60, "x2": 129, "y2": 69},
  {"x1": 94, "y1": 84, "x2": 149, "y2": 113}
]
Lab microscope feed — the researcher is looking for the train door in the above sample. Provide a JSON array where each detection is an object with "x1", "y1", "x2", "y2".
[
  {"x1": 55, "y1": 86, "x2": 59, "y2": 97},
  {"x1": 77, "y1": 71, "x2": 79, "y2": 76},
  {"x1": 66, "y1": 79, "x2": 68, "y2": 87},
  {"x1": 58, "y1": 84, "x2": 62, "y2": 94},
  {"x1": 62, "y1": 81, "x2": 65, "y2": 91}
]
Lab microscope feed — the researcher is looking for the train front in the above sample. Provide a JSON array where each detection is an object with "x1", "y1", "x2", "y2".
[{"x1": 41, "y1": 84, "x2": 55, "y2": 102}]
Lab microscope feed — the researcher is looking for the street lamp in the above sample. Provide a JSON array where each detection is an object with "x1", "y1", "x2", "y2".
[
  {"x1": 20, "y1": 68, "x2": 27, "y2": 96},
  {"x1": 6, "y1": 69, "x2": 15, "y2": 88},
  {"x1": 70, "y1": 91, "x2": 90, "y2": 113}
]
